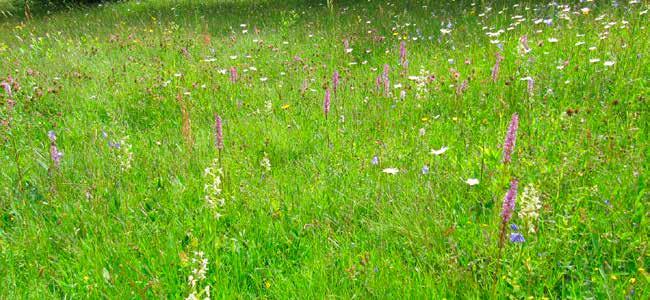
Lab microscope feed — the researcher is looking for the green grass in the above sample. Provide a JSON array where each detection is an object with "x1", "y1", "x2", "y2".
[{"x1": 0, "y1": 0, "x2": 648, "y2": 298}]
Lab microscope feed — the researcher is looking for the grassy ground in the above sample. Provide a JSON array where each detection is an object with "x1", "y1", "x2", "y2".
[{"x1": 0, "y1": 0, "x2": 648, "y2": 298}]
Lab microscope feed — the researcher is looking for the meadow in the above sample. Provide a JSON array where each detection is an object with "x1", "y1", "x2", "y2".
[{"x1": 0, "y1": 0, "x2": 648, "y2": 298}]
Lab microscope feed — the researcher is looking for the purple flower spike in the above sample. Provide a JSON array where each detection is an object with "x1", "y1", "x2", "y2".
[
  {"x1": 502, "y1": 113, "x2": 519, "y2": 164},
  {"x1": 323, "y1": 88, "x2": 331, "y2": 117},
  {"x1": 215, "y1": 114, "x2": 223, "y2": 150},
  {"x1": 332, "y1": 70, "x2": 339, "y2": 93},
  {"x1": 48, "y1": 130, "x2": 63, "y2": 168},
  {"x1": 501, "y1": 179, "x2": 519, "y2": 223}
]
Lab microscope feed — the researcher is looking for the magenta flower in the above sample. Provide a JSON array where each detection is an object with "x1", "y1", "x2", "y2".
[
  {"x1": 229, "y1": 67, "x2": 238, "y2": 83},
  {"x1": 323, "y1": 88, "x2": 331, "y2": 117},
  {"x1": 214, "y1": 114, "x2": 223, "y2": 150},
  {"x1": 501, "y1": 179, "x2": 519, "y2": 223},
  {"x1": 502, "y1": 113, "x2": 519, "y2": 164},
  {"x1": 332, "y1": 70, "x2": 339, "y2": 93}
]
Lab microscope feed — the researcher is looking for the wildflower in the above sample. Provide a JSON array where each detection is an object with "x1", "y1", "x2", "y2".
[
  {"x1": 399, "y1": 41, "x2": 408, "y2": 68},
  {"x1": 520, "y1": 35, "x2": 531, "y2": 53},
  {"x1": 185, "y1": 251, "x2": 211, "y2": 300},
  {"x1": 501, "y1": 179, "x2": 519, "y2": 223},
  {"x1": 116, "y1": 136, "x2": 133, "y2": 171},
  {"x1": 510, "y1": 232, "x2": 525, "y2": 243},
  {"x1": 465, "y1": 178, "x2": 479, "y2": 186},
  {"x1": 519, "y1": 183, "x2": 542, "y2": 233},
  {"x1": 502, "y1": 113, "x2": 519, "y2": 164},
  {"x1": 214, "y1": 114, "x2": 223, "y2": 150},
  {"x1": 0, "y1": 81, "x2": 11, "y2": 98},
  {"x1": 343, "y1": 38, "x2": 351, "y2": 53},
  {"x1": 230, "y1": 67, "x2": 238, "y2": 83},
  {"x1": 260, "y1": 153, "x2": 271, "y2": 172},
  {"x1": 456, "y1": 79, "x2": 468, "y2": 95},
  {"x1": 204, "y1": 158, "x2": 225, "y2": 216},
  {"x1": 371, "y1": 155, "x2": 379, "y2": 165},
  {"x1": 332, "y1": 70, "x2": 340, "y2": 93},
  {"x1": 430, "y1": 146, "x2": 448, "y2": 156},
  {"x1": 421, "y1": 165, "x2": 429, "y2": 174},
  {"x1": 521, "y1": 77, "x2": 534, "y2": 95},
  {"x1": 323, "y1": 88, "x2": 331, "y2": 118},
  {"x1": 48, "y1": 130, "x2": 63, "y2": 169},
  {"x1": 491, "y1": 52, "x2": 503, "y2": 83},
  {"x1": 382, "y1": 64, "x2": 390, "y2": 95},
  {"x1": 382, "y1": 168, "x2": 399, "y2": 174}
]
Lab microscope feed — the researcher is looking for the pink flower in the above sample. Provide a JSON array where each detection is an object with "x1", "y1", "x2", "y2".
[
  {"x1": 229, "y1": 67, "x2": 238, "y2": 83},
  {"x1": 332, "y1": 70, "x2": 340, "y2": 93},
  {"x1": 399, "y1": 41, "x2": 408, "y2": 68},
  {"x1": 214, "y1": 114, "x2": 223, "y2": 150},
  {"x1": 520, "y1": 35, "x2": 530, "y2": 53},
  {"x1": 48, "y1": 130, "x2": 63, "y2": 168},
  {"x1": 382, "y1": 64, "x2": 390, "y2": 96},
  {"x1": 503, "y1": 113, "x2": 519, "y2": 164},
  {"x1": 323, "y1": 88, "x2": 331, "y2": 117},
  {"x1": 0, "y1": 81, "x2": 11, "y2": 98}
]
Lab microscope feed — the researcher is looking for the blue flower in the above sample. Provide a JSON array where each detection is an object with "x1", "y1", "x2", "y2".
[
  {"x1": 510, "y1": 233, "x2": 525, "y2": 243},
  {"x1": 510, "y1": 223, "x2": 520, "y2": 231},
  {"x1": 371, "y1": 156, "x2": 379, "y2": 165},
  {"x1": 421, "y1": 165, "x2": 429, "y2": 175}
]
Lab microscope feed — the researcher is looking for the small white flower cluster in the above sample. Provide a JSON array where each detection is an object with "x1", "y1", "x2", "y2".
[
  {"x1": 117, "y1": 136, "x2": 133, "y2": 172},
  {"x1": 407, "y1": 68, "x2": 432, "y2": 99},
  {"x1": 204, "y1": 158, "x2": 225, "y2": 218},
  {"x1": 260, "y1": 153, "x2": 271, "y2": 173},
  {"x1": 186, "y1": 251, "x2": 211, "y2": 300},
  {"x1": 518, "y1": 183, "x2": 542, "y2": 233}
]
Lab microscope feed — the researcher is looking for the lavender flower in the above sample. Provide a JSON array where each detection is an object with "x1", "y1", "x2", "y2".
[
  {"x1": 371, "y1": 155, "x2": 379, "y2": 165},
  {"x1": 502, "y1": 113, "x2": 519, "y2": 164},
  {"x1": 48, "y1": 130, "x2": 57, "y2": 142},
  {"x1": 510, "y1": 232, "x2": 525, "y2": 243},
  {"x1": 323, "y1": 88, "x2": 331, "y2": 117},
  {"x1": 491, "y1": 52, "x2": 503, "y2": 83},
  {"x1": 214, "y1": 114, "x2": 223, "y2": 150},
  {"x1": 501, "y1": 179, "x2": 519, "y2": 223},
  {"x1": 399, "y1": 41, "x2": 408, "y2": 68},
  {"x1": 0, "y1": 81, "x2": 11, "y2": 98},
  {"x1": 332, "y1": 70, "x2": 340, "y2": 93},
  {"x1": 48, "y1": 130, "x2": 63, "y2": 168},
  {"x1": 421, "y1": 165, "x2": 429, "y2": 174},
  {"x1": 382, "y1": 64, "x2": 390, "y2": 96},
  {"x1": 526, "y1": 77, "x2": 534, "y2": 95},
  {"x1": 510, "y1": 223, "x2": 520, "y2": 231}
]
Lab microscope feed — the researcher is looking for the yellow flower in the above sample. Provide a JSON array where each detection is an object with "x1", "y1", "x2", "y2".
[
  {"x1": 281, "y1": 104, "x2": 290, "y2": 110},
  {"x1": 265, "y1": 280, "x2": 271, "y2": 289}
]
